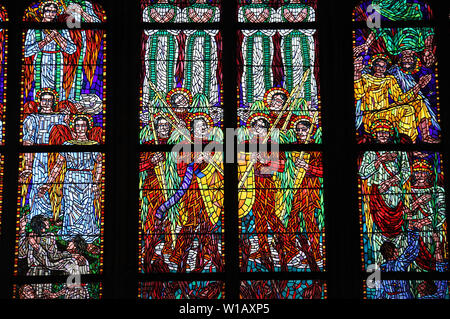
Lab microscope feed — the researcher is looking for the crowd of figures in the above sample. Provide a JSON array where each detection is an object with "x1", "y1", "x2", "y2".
[
  {"x1": 16, "y1": 0, "x2": 105, "y2": 299},
  {"x1": 139, "y1": 123, "x2": 324, "y2": 277},
  {"x1": 354, "y1": 1, "x2": 440, "y2": 144},
  {"x1": 354, "y1": 0, "x2": 448, "y2": 300},
  {"x1": 9, "y1": 0, "x2": 449, "y2": 300},
  {"x1": 359, "y1": 149, "x2": 448, "y2": 299},
  {"x1": 140, "y1": 0, "x2": 322, "y2": 146}
]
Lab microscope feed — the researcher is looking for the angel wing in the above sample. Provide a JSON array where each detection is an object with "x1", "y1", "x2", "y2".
[{"x1": 49, "y1": 124, "x2": 73, "y2": 145}]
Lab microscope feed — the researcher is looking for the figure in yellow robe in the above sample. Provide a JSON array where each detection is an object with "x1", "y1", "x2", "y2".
[{"x1": 354, "y1": 55, "x2": 432, "y2": 142}]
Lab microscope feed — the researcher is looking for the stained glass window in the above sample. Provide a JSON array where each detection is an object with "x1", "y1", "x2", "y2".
[
  {"x1": 364, "y1": 280, "x2": 449, "y2": 299},
  {"x1": 236, "y1": 0, "x2": 325, "y2": 300},
  {"x1": 2, "y1": 0, "x2": 447, "y2": 303},
  {"x1": 139, "y1": 151, "x2": 224, "y2": 274},
  {"x1": 141, "y1": 0, "x2": 221, "y2": 23},
  {"x1": 240, "y1": 280, "x2": 326, "y2": 299},
  {"x1": 139, "y1": 281, "x2": 225, "y2": 299},
  {"x1": 237, "y1": 27, "x2": 321, "y2": 144},
  {"x1": 11, "y1": 1, "x2": 106, "y2": 300},
  {"x1": 139, "y1": 1, "x2": 225, "y2": 297},
  {"x1": 24, "y1": 0, "x2": 106, "y2": 22},
  {"x1": 0, "y1": 5, "x2": 6, "y2": 145},
  {"x1": 20, "y1": 2, "x2": 106, "y2": 146},
  {"x1": 13, "y1": 283, "x2": 102, "y2": 299},
  {"x1": 354, "y1": 0, "x2": 448, "y2": 301},
  {"x1": 15, "y1": 152, "x2": 105, "y2": 298},
  {"x1": 353, "y1": 0, "x2": 433, "y2": 22},
  {"x1": 353, "y1": 4, "x2": 440, "y2": 145},
  {"x1": 239, "y1": 151, "x2": 325, "y2": 272},
  {"x1": 237, "y1": 0, "x2": 317, "y2": 23},
  {"x1": 139, "y1": 29, "x2": 223, "y2": 145},
  {"x1": 359, "y1": 151, "x2": 447, "y2": 272},
  {"x1": 354, "y1": 27, "x2": 440, "y2": 144}
]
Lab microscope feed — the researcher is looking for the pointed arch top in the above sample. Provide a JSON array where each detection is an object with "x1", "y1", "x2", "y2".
[
  {"x1": 23, "y1": 0, "x2": 106, "y2": 23},
  {"x1": 353, "y1": 0, "x2": 433, "y2": 22}
]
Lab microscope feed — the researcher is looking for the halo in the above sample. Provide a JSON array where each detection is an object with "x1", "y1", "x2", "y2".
[
  {"x1": 412, "y1": 159, "x2": 433, "y2": 174},
  {"x1": 246, "y1": 112, "x2": 272, "y2": 128},
  {"x1": 152, "y1": 112, "x2": 174, "y2": 128},
  {"x1": 368, "y1": 53, "x2": 392, "y2": 69},
  {"x1": 291, "y1": 115, "x2": 317, "y2": 137},
  {"x1": 263, "y1": 87, "x2": 290, "y2": 109},
  {"x1": 153, "y1": 112, "x2": 168, "y2": 123},
  {"x1": 36, "y1": 88, "x2": 59, "y2": 104},
  {"x1": 370, "y1": 119, "x2": 394, "y2": 138},
  {"x1": 400, "y1": 55, "x2": 422, "y2": 75},
  {"x1": 69, "y1": 114, "x2": 94, "y2": 132},
  {"x1": 186, "y1": 112, "x2": 214, "y2": 133},
  {"x1": 39, "y1": 1, "x2": 62, "y2": 18},
  {"x1": 166, "y1": 88, "x2": 193, "y2": 108}
]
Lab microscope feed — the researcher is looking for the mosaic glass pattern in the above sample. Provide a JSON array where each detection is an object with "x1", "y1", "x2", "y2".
[
  {"x1": 364, "y1": 280, "x2": 449, "y2": 299},
  {"x1": 139, "y1": 151, "x2": 224, "y2": 273},
  {"x1": 237, "y1": 0, "x2": 317, "y2": 23},
  {"x1": 240, "y1": 280, "x2": 326, "y2": 299},
  {"x1": 24, "y1": 1, "x2": 106, "y2": 23},
  {"x1": 139, "y1": 281, "x2": 225, "y2": 299},
  {"x1": 359, "y1": 151, "x2": 447, "y2": 272},
  {"x1": 16, "y1": 152, "x2": 105, "y2": 278},
  {"x1": 354, "y1": 27, "x2": 440, "y2": 144},
  {"x1": 237, "y1": 29, "x2": 321, "y2": 144},
  {"x1": 20, "y1": 29, "x2": 106, "y2": 145},
  {"x1": 353, "y1": 0, "x2": 432, "y2": 22},
  {"x1": 14, "y1": 282, "x2": 102, "y2": 299},
  {"x1": 141, "y1": 0, "x2": 221, "y2": 23},
  {"x1": 140, "y1": 29, "x2": 223, "y2": 144},
  {"x1": 239, "y1": 151, "x2": 325, "y2": 272}
]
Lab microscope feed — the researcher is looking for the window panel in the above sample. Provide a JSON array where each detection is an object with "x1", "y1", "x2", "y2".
[
  {"x1": 13, "y1": 282, "x2": 102, "y2": 299},
  {"x1": 240, "y1": 280, "x2": 326, "y2": 299},
  {"x1": 364, "y1": 280, "x2": 449, "y2": 300},
  {"x1": 239, "y1": 151, "x2": 325, "y2": 272},
  {"x1": 24, "y1": 1, "x2": 106, "y2": 23},
  {"x1": 140, "y1": 29, "x2": 223, "y2": 145},
  {"x1": 353, "y1": 0, "x2": 433, "y2": 22},
  {"x1": 139, "y1": 151, "x2": 224, "y2": 274},
  {"x1": 20, "y1": 29, "x2": 106, "y2": 146},
  {"x1": 237, "y1": 1, "x2": 317, "y2": 23},
  {"x1": 353, "y1": 27, "x2": 440, "y2": 144},
  {"x1": 141, "y1": 0, "x2": 222, "y2": 23},
  {"x1": 16, "y1": 152, "x2": 105, "y2": 279},
  {"x1": 237, "y1": 29, "x2": 321, "y2": 145},
  {"x1": 358, "y1": 151, "x2": 447, "y2": 272},
  {"x1": 0, "y1": 6, "x2": 6, "y2": 145},
  {"x1": 138, "y1": 281, "x2": 225, "y2": 299}
]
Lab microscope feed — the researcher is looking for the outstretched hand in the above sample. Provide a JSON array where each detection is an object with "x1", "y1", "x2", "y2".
[{"x1": 353, "y1": 43, "x2": 369, "y2": 57}]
